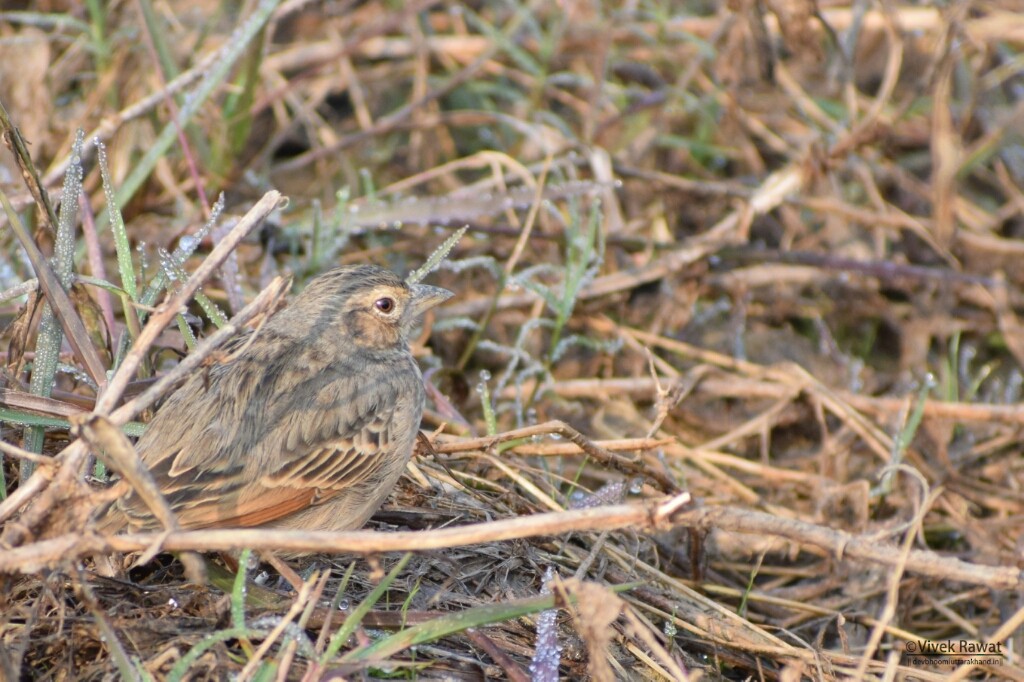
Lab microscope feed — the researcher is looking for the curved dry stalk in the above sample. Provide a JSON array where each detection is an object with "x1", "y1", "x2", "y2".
[{"x1": 434, "y1": 420, "x2": 678, "y2": 493}]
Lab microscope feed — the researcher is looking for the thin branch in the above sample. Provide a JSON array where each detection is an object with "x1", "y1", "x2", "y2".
[
  {"x1": 2, "y1": 495, "x2": 691, "y2": 573},
  {"x1": 3, "y1": 501, "x2": 1020, "y2": 593}
]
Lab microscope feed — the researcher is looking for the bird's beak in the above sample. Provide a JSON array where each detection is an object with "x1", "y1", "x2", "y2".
[{"x1": 409, "y1": 283, "x2": 453, "y2": 318}]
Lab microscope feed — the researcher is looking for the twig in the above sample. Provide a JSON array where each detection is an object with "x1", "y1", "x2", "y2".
[
  {"x1": 238, "y1": 574, "x2": 318, "y2": 681},
  {"x1": 0, "y1": 388, "x2": 89, "y2": 419},
  {"x1": 442, "y1": 241, "x2": 713, "y2": 318},
  {"x1": 3, "y1": 501, "x2": 1020, "y2": 593},
  {"x1": 37, "y1": 52, "x2": 216, "y2": 191},
  {"x1": 75, "y1": 570, "x2": 140, "y2": 680},
  {"x1": 71, "y1": 415, "x2": 180, "y2": 533},
  {"x1": 436, "y1": 421, "x2": 679, "y2": 493},
  {"x1": 0, "y1": 441, "x2": 56, "y2": 466},
  {"x1": 2, "y1": 495, "x2": 690, "y2": 572}
]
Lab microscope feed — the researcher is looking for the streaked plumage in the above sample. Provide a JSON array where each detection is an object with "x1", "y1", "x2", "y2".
[{"x1": 99, "y1": 264, "x2": 451, "y2": 533}]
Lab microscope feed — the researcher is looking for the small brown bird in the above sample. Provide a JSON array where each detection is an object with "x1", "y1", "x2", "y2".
[{"x1": 99, "y1": 264, "x2": 451, "y2": 533}]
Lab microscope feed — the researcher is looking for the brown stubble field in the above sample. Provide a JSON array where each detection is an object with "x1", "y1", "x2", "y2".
[{"x1": 1, "y1": 1, "x2": 1023, "y2": 679}]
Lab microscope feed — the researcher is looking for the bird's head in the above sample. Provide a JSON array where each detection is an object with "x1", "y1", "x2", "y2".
[{"x1": 290, "y1": 264, "x2": 452, "y2": 350}]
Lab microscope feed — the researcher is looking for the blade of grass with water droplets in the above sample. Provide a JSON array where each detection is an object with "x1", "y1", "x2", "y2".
[
  {"x1": 406, "y1": 226, "x2": 467, "y2": 285},
  {"x1": 321, "y1": 553, "x2": 412, "y2": 663},
  {"x1": 21, "y1": 131, "x2": 85, "y2": 478},
  {"x1": 97, "y1": 140, "x2": 137, "y2": 302},
  {"x1": 158, "y1": 247, "x2": 228, "y2": 328},
  {"x1": 139, "y1": 194, "x2": 225, "y2": 309}
]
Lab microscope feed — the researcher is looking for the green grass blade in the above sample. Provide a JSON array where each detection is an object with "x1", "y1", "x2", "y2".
[
  {"x1": 321, "y1": 553, "x2": 412, "y2": 663},
  {"x1": 97, "y1": 142, "x2": 137, "y2": 302},
  {"x1": 345, "y1": 593, "x2": 558, "y2": 664},
  {"x1": 345, "y1": 582, "x2": 637, "y2": 664},
  {"x1": 97, "y1": 0, "x2": 280, "y2": 232},
  {"x1": 167, "y1": 627, "x2": 250, "y2": 682},
  {"x1": 0, "y1": 407, "x2": 145, "y2": 437},
  {"x1": 23, "y1": 131, "x2": 85, "y2": 478},
  {"x1": 406, "y1": 226, "x2": 467, "y2": 285},
  {"x1": 233, "y1": 548, "x2": 253, "y2": 630}
]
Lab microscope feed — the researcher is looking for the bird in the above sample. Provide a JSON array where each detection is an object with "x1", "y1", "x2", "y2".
[{"x1": 97, "y1": 264, "x2": 452, "y2": 534}]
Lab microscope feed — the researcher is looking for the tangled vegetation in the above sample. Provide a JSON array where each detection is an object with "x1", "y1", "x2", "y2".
[{"x1": 1, "y1": 1, "x2": 1023, "y2": 679}]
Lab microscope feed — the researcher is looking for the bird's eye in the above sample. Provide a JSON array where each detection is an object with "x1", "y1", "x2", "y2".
[{"x1": 375, "y1": 297, "x2": 396, "y2": 313}]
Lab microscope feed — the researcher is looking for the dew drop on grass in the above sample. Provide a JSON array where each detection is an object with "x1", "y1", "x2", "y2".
[
  {"x1": 337, "y1": 598, "x2": 350, "y2": 611},
  {"x1": 58, "y1": 363, "x2": 97, "y2": 390},
  {"x1": 136, "y1": 242, "x2": 149, "y2": 273},
  {"x1": 479, "y1": 369, "x2": 491, "y2": 382}
]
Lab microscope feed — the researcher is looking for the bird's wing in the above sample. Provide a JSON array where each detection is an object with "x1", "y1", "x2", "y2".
[
  {"x1": 118, "y1": 358, "x2": 422, "y2": 531},
  {"x1": 183, "y1": 415, "x2": 397, "y2": 528}
]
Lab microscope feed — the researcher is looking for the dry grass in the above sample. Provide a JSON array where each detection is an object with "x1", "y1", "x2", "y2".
[{"x1": 1, "y1": 0, "x2": 1023, "y2": 679}]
